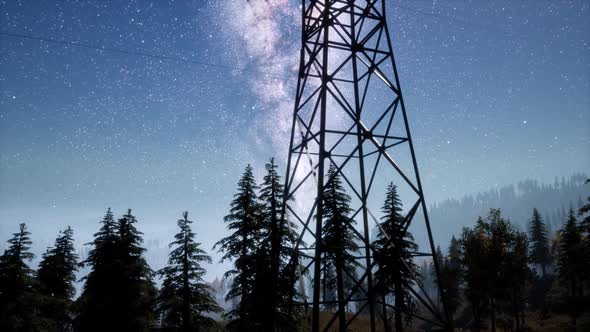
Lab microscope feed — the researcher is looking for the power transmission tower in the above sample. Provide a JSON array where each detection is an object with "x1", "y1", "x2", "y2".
[{"x1": 281, "y1": 0, "x2": 452, "y2": 331}]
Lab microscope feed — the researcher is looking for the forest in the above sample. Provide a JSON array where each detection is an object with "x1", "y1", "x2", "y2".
[
  {"x1": 0, "y1": 160, "x2": 589, "y2": 332},
  {"x1": 428, "y1": 174, "x2": 589, "y2": 244}
]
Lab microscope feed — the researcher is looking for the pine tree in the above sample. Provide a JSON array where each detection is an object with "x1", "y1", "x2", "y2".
[
  {"x1": 255, "y1": 157, "x2": 282, "y2": 328},
  {"x1": 460, "y1": 217, "x2": 488, "y2": 329},
  {"x1": 528, "y1": 208, "x2": 550, "y2": 277},
  {"x1": 483, "y1": 209, "x2": 519, "y2": 332},
  {"x1": 434, "y1": 239, "x2": 462, "y2": 319},
  {"x1": 557, "y1": 208, "x2": 585, "y2": 326},
  {"x1": 321, "y1": 164, "x2": 360, "y2": 328},
  {"x1": 76, "y1": 208, "x2": 120, "y2": 331},
  {"x1": 461, "y1": 210, "x2": 529, "y2": 332},
  {"x1": 213, "y1": 165, "x2": 261, "y2": 328},
  {"x1": 113, "y1": 209, "x2": 157, "y2": 331},
  {"x1": 578, "y1": 179, "x2": 590, "y2": 291},
  {"x1": 157, "y1": 211, "x2": 222, "y2": 331},
  {"x1": 579, "y1": 178, "x2": 590, "y2": 232},
  {"x1": 507, "y1": 231, "x2": 529, "y2": 331},
  {"x1": 447, "y1": 236, "x2": 461, "y2": 268},
  {"x1": 0, "y1": 223, "x2": 37, "y2": 332},
  {"x1": 76, "y1": 209, "x2": 156, "y2": 332},
  {"x1": 558, "y1": 208, "x2": 584, "y2": 295},
  {"x1": 256, "y1": 158, "x2": 301, "y2": 329},
  {"x1": 37, "y1": 226, "x2": 79, "y2": 331},
  {"x1": 373, "y1": 182, "x2": 419, "y2": 331}
]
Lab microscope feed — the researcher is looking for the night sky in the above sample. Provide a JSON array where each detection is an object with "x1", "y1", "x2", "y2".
[{"x1": 1, "y1": 0, "x2": 589, "y2": 280}]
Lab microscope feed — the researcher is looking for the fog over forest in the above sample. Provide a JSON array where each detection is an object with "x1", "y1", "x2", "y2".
[
  {"x1": 429, "y1": 173, "x2": 589, "y2": 249},
  {"x1": 3, "y1": 172, "x2": 585, "y2": 298}
]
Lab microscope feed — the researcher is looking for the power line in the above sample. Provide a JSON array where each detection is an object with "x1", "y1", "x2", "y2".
[
  {"x1": 1, "y1": 1, "x2": 562, "y2": 80},
  {"x1": 0, "y1": 31, "x2": 291, "y2": 80}
]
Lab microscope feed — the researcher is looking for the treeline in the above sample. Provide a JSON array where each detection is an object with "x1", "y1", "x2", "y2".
[
  {"x1": 210, "y1": 160, "x2": 423, "y2": 331},
  {"x1": 423, "y1": 191, "x2": 590, "y2": 331},
  {"x1": 429, "y1": 173, "x2": 588, "y2": 243},
  {"x1": 1, "y1": 162, "x2": 588, "y2": 332},
  {"x1": 0, "y1": 158, "x2": 303, "y2": 332},
  {"x1": 0, "y1": 159, "x2": 427, "y2": 331},
  {"x1": 0, "y1": 207, "x2": 222, "y2": 332}
]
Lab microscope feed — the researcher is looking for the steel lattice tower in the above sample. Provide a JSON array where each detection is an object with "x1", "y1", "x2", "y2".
[{"x1": 281, "y1": 0, "x2": 451, "y2": 331}]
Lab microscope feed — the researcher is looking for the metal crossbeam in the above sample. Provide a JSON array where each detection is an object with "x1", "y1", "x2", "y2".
[{"x1": 280, "y1": 1, "x2": 452, "y2": 331}]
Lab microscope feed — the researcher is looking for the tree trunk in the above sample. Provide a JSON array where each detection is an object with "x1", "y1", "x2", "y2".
[
  {"x1": 394, "y1": 273, "x2": 403, "y2": 332},
  {"x1": 322, "y1": 264, "x2": 327, "y2": 310},
  {"x1": 571, "y1": 278, "x2": 577, "y2": 327},
  {"x1": 241, "y1": 226, "x2": 248, "y2": 329},
  {"x1": 521, "y1": 301, "x2": 526, "y2": 331},
  {"x1": 513, "y1": 287, "x2": 520, "y2": 332},
  {"x1": 269, "y1": 177, "x2": 280, "y2": 331},
  {"x1": 382, "y1": 293, "x2": 390, "y2": 332},
  {"x1": 183, "y1": 237, "x2": 191, "y2": 332},
  {"x1": 490, "y1": 297, "x2": 496, "y2": 332},
  {"x1": 335, "y1": 254, "x2": 346, "y2": 332},
  {"x1": 471, "y1": 299, "x2": 480, "y2": 331}
]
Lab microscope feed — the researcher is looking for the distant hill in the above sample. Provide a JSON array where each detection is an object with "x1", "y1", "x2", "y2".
[{"x1": 428, "y1": 173, "x2": 589, "y2": 247}]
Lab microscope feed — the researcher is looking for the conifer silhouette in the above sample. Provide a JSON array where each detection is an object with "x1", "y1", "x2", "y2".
[
  {"x1": 0, "y1": 223, "x2": 37, "y2": 332},
  {"x1": 113, "y1": 209, "x2": 157, "y2": 330},
  {"x1": 438, "y1": 237, "x2": 462, "y2": 317},
  {"x1": 528, "y1": 208, "x2": 550, "y2": 277},
  {"x1": 372, "y1": 182, "x2": 418, "y2": 330},
  {"x1": 256, "y1": 158, "x2": 301, "y2": 329},
  {"x1": 320, "y1": 164, "x2": 360, "y2": 326},
  {"x1": 505, "y1": 231, "x2": 529, "y2": 330},
  {"x1": 557, "y1": 208, "x2": 585, "y2": 326},
  {"x1": 578, "y1": 180, "x2": 590, "y2": 291},
  {"x1": 213, "y1": 164, "x2": 261, "y2": 329},
  {"x1": 579, "y1": 179, "x2": 590, "y2": 231},
  {"x1": 558, "y1": 208, "x2": 584, "y2": 294},
  {"x1": 75, "y1": 208, "x2": 120, "y2": 331},
  {"x1": 158, "y1": 211, "x2": 222, "y2": 331},
  {"x1": 37, "y1": 226, "x2": 78, "y2": 331},
  {"x1": 76, "y1": 209, "x2": 156, "y2": 332},
  {"x1": 460, "y1": 209, "x2": 529, "y2": 332}
]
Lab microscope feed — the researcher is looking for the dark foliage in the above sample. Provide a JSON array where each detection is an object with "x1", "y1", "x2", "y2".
[
  {"x1": 429, "y1": 174, "x2": 588, "y2": 242},
  {"x1": 0, "y1": 174, "x2": 587, "y2": 331},
  {"x1": 578, "y1": 180, "x2": 590, "y2": 290},
  {"x1": 557, "y1": 208, "x2": 584, "y2": 294},
  {"x1": 526, "y1": 208, "x2": 552, "y2": 317},
  {"x1": 157, "y1": 211, "x2": 222, "y2": 331},
  {"x1": 37, "y1": 226, "x2": 79, "y2": 331},
  {"x1": 556, "y1": 208, "x2": 586, "y2": 325},
  {"x1": 0, "y1": 223, "x2": 37, "y2": 332},
  {"x1": 213, "y1": 165, "x2": 261, "y2": 328},
  {"x1": 579, "y1": 178, "x2": 590, "y2": 232},
  {"x1": 528, "y1": 208, "x2": 550, "y2": 277},
  {"x1": 434, "y1": 237, "x2": 462, "y2": 319},
  {"x1": 75, "y1": 209, "x2": 156, "y2": 332},
  {"x1": 459, "y1": 209, "x2": 529, "y2": 331},
  {"x1": 372, "y1": 182, "x2": 418, "y2": 329},
  {"x1": 320, "y1": 164, "x2": 360, "y2": 323},
  {"x1": 75, "y1": 208, "x2": 120, "y2": 331},
  {"x1": 255, "y1": 158, "x2": 302, "y2": 329}
]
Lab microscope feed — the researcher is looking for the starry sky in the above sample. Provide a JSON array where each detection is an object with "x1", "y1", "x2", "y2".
[{"x1": 1, "y1": 0, "x2": 589, "y2": 280}]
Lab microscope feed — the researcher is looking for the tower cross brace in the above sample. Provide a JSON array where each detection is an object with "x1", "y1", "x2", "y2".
[{"x1": 280, "y1": 1, "x2": 452, "y2": 331}]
